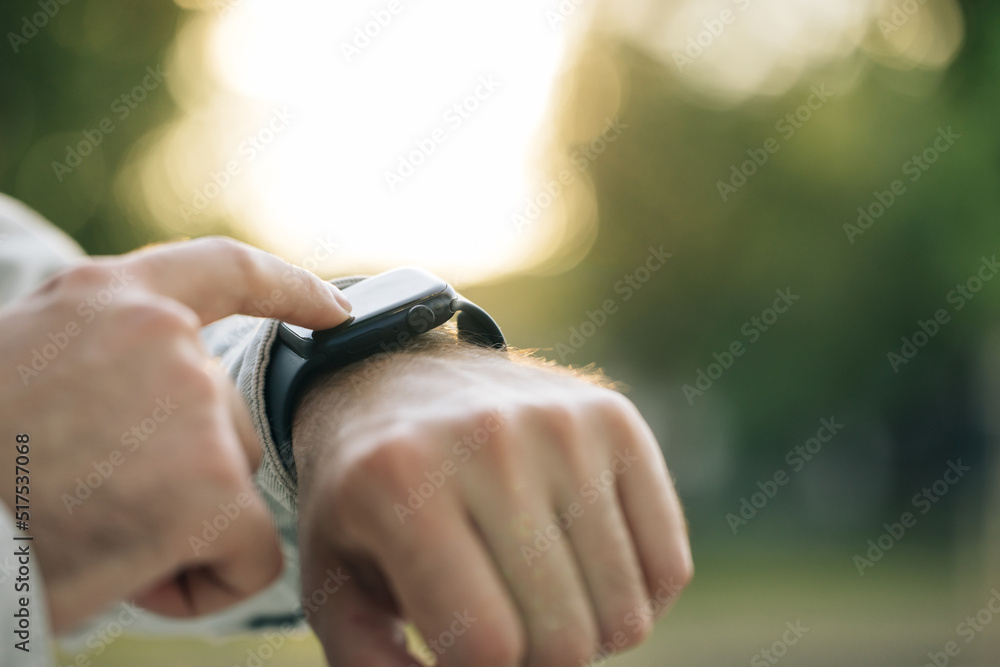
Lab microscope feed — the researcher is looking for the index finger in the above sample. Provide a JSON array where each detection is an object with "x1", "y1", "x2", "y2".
[{"x1": 120, "y1": 237, "x2": 352, "y2": 327}]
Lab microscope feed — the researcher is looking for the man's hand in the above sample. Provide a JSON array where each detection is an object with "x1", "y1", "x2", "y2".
[
  {"x1": 0, "y1": 237, "x2": 353, "y2": 632},
  {"x1": 294, "y1": 336, "x2": 692, "y2": 666}
]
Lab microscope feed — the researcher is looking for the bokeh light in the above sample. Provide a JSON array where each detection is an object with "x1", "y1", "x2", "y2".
[{"x1": 128, "y1": 0, "x2": 599, "y2": 283}]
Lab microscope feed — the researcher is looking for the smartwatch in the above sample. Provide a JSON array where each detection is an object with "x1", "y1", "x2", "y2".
[{"x1": 264, "y1": 266, "x2": 505, "y2": 481}]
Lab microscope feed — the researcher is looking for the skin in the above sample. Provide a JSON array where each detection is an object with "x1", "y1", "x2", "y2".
[
  {"x1": 0, "y1": 236, "x2": 693, "y2": 664},
  {"x1": 0, "y1": 237, "x2": 353, "y2": 632},
  {"x1": 293, "y1": 334, "x2": 693, "y2": 667}
]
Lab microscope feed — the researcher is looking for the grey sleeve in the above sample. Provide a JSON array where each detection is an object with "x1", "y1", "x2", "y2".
[
  {"x1": 0, "y1": 195, "x2": 75, "y2": 661},
  {"x1": 0, "y1": 193, "x2": 85, "y2": 308}
]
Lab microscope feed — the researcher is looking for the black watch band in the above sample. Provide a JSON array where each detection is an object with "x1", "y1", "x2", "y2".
[{"x1": 264, "y1": 269, "x2": 505, "y2": 483}]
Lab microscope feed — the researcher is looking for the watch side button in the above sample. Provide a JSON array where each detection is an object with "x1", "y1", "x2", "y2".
[{"x1": 406, "y1": 304, "x2": 436, "y2": 333}]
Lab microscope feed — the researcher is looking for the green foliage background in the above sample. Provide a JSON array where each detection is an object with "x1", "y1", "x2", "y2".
[{"x1": 3, "y1": 0, "x2": 1000, "y2": 664}]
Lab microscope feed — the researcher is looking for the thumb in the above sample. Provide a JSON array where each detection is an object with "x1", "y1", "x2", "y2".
[{"x1": 304, "y1": 554, "x2": 415, "y2": 667}]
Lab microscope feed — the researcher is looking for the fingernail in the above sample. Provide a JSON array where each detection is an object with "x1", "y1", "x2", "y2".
[{"x1": 327, "y1": 282, "x2": 353, "y2": 312}]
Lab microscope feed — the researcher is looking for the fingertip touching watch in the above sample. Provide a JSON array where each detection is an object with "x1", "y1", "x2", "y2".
[{"x1": 264, "y1": 266, "x2": 505, "y2": 481}]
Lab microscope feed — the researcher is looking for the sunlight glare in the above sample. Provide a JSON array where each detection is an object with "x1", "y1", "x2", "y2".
[{"x1": 200, "y1": 0, "x2": 580, "y2": 283}]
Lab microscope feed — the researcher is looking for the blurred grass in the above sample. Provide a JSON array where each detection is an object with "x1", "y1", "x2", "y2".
[
  {"x1": 57, "y1": 631, "x2": 327, "y2": 667},
  {"x1": 67, "y1": 541, "x2": 1000, "y2": 666}
]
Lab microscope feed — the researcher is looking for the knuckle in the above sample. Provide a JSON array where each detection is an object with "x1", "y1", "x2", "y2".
[
  {"x1": 193, "y1": 432, "x2": 247, "y2": 489},
  {"x1": 46, "y1": 263, "x2": 112, "y2": 295},
  {"x1": 117, "y1": 299, "x2": 199, "y2": 338},
  {"x1": 671, "y1": 556, "x2": 695, "y2": 592},
  {"x1": 463, "y1": 620, "x2": 525, "y2": 667},
  {"x1": 591, "y1": 390, "x2": 640, "y2": 432},
  {"x1": 257, "y1": 541, "x2": 284, "y2": 588},
  {"x1": 197, "y1": 235, "x2": 244, "y2": 257},
  {"x1": 620, "y1": 609, "x2": 654, "y2": 648},
  {"x1": 518, "y1": 400, "x2": 591, "y2": 479},
  {"x1": 536, "y1": 400, "x2": 579, "y2": 439},
  {"x1": 594, "y1": 572, "x2": 653, "y2": 646},
  {"x1": 601, "y1": 595, "x2": 652, "y2": 649},
  {"x1": 95, "y1": 300, "x2": 201, "y2": 361},
  {"x1": 632, "y1": 614, "x2": 654, "y2": 645},
  {"x1": 332, "y1": 436, "x2": 441, "y2": 544},
  {"x1": 168, "y1": 358, "x2": 221, "y2": 405},
  {"x1": 472, "y1": 421, "x2": 524, "y2": 485},
  {"x1": 465, "y1": 408, "x2": 508, "y2": 438},
  {"x1": 531, "y1": 623, "x2": 598, "y2": 667},
  {"x1": 519, "y1": 400, "x2": 579, "y2": 448},
  {"x1": 286, "y1": 264, "x2": 317, "y2": 294},
  {"x1": 657, "y1": 544, "x2": 695, "y2": 592},
  {"x1": 200, "y1": 235, "x2": 257, "y2": 280},
  {"x1": 340, "y1": 435, "x2": 433, "y2": 503},
  {"x1": 646, "y1": 559, "x2": 694, "y2": 620}
]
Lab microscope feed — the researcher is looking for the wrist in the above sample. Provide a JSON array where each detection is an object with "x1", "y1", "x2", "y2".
[
  {"x1": 288, "y1": 327, "x2": 611, "y2": 508},
  {"x1": 290, "y1": 330, "x2": 503, "y2": 491}
]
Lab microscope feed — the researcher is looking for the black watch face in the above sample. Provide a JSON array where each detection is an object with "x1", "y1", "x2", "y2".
[{"x1": 282, "y1": 266, "x2": 449, "y2": 342}]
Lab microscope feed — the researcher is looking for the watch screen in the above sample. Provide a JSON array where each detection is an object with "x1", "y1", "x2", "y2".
[{"x1": 283, "y1": 266, "x2": 448, "y2": 340}]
